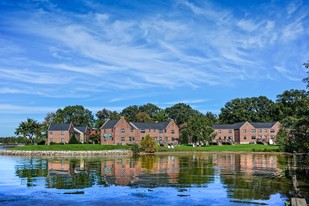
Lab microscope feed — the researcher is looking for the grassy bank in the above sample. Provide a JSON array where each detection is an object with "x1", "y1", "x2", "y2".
[
  {"x1": 158, "y1": 144, "x2": 280, "y2": 152},
  {"x1": 10, "y1": 144, "x2": 279, "y2": 152}
]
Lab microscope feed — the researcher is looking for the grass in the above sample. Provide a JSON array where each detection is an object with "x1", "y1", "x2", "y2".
[
  {"x1": 11, "y1": 144, "x2": 131, "y2": 151},
  {"x1": 10, "y1": 144, "x2": 280, "y2": 152},
  {"x1": 157, "y1": 144, "x2": 280, "y2": 152}
]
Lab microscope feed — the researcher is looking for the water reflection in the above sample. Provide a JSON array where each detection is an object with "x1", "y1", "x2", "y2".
[{"x1": 13, "y1": 153, "x2": 309, "y2": 202}]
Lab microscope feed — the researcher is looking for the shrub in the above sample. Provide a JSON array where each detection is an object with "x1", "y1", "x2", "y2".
[
  {"x1": 131, "y1": 143, "x2": 141, "y2": 156},
  {"x1": 140, "y1": 134, "x2": 157, "y2": 153},
  {"x1": 37, "y1": 140, "x2": 45, "y2": 145},
  {"x1": 68, "y1": 136, "x2": 80, "y2": 144}
]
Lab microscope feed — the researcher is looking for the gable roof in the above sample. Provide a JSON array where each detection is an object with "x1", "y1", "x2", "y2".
[
  {"x1": 49, "y1": 123, "x2": 72, "y2": 131},
  {"x1": 75, "y1": 126, "x2": 87, "y2": 133},
  {"x1": 101, "y1": 120, "x2": 119, "y2": 129},
  {"x1": 251, "y1": 122, "x2": 277, "y2": 128},
  {"x1": 212, "y1": 122, "x2": 246, "y2": 130},
  {"x1": 130, "y1": 122, "x2": 170, "y2": 130}
]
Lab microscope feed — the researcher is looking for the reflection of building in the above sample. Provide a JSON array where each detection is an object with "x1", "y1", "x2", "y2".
[
  {"x1": 100, "y1": 156, "x2": 180, "y2": 186},
  {"x1": 212, "y1": 121, "x2": 281, "y2": 144},
  {"x1": 100, "y1": 117, "x2": 179, "y2": 146}
]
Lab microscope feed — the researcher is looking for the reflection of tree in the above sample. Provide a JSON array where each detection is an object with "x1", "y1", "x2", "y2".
[
  {"x1": 177, "y1": 156, "x2": 214, "y2": 185},
  {"x1": 140, "y1": 155, "x2": 156, "y2": 173},
  {"x1": 15, "y1": 158, "x2": 48, "y2": 187}
]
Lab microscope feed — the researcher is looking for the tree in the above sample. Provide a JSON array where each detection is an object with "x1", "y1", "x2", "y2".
[
  {"x1": 139, "y1": 103, "x2": 161, "y2": 119},
  {"x1": 95, "y1": 108, "x2": 119, "y2": 129},
  {"x1": 53, "y1": 105, "x2": 94, "y2": 127},
  {"x1": 303, "y1": 60, "x2": 309, "y2": 89},
  {"x1": 165, "y1": 103, "x2": 201, "y2": 126},
  {"x1": 186, "y1": 114, "x2": 214, "y2": 144},
  {"x1": 15, "y1": 118, "x2": 40, "y2": 144},
  {"x1": 140, "y1": 134, "x2": 157, "y2": 153},
  {"x1": 88, "y1": 133, "x2": 100, "y2": 144},
  {"x1": 135, "y1": 112, "x2": 152, "y2": 122},
  {"x1": 219, "y1": 96, "x2": 275, "y2": 124},
  {"x1": 120, "y1": 105, "x2": 139, "y2": 122}
]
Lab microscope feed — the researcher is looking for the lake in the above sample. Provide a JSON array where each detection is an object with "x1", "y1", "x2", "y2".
[{"x1": 0, "y1": 152, "x2": 308, "y2": 206}]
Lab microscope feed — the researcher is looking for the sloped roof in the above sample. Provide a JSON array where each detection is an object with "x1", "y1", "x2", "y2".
[
  {"x1": 212, "y1": 122, "x2": 246, "y2": 130},
  {"x1": 251, "y1": 122, "x2": 277, "y2": 128},
  {"x1": 75, "y1": 126, "x2": 87, "y2": 133},
  {"x1": 49, "y1": 123, "x2": 72, "y2": 131},
  {"x1": 101, "y1": 120, "x2": 119, "y2": 129},
  {"x1": 130, "y1": 122, "x2": 170, "y2": 130}
]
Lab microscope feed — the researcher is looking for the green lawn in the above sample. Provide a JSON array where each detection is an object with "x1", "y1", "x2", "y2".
[
  {"x1": 158, "y1": 144, "x2": 280, "y2": 152},
  {"x1": 10, "y1": 144, "x2": 280, "y2": 152},
  {"x1": 11, "y1": 144, "x2": 131, "y2": 151}
]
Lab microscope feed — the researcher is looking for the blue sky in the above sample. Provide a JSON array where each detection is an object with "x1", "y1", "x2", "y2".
[{"x1": 0, "y1": 0, "x2": 308, "y2": 137}]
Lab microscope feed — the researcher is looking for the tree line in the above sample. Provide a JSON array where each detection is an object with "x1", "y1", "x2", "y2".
[{"x1": 13, "y1": 61, "x2": 309, "y2": 151}]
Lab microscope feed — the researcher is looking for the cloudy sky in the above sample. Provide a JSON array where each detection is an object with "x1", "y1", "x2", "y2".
[{"x1": 0, "y1": 0, "x2": 308, "y2": 137}]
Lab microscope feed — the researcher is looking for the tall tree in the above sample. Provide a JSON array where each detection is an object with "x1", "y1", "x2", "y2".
[
  {"x1": 219, "y1": 96, "x2": 275, "y2": 124},
  {"x1": 165, "y1": 103, "x2": 201, "y2": 126},
  {"x1": 186, "y1": 114, "x2": 214, "y2": 144},
  {"x1": 139, "y1": 103, "x2": 161, "y2": 119},
  {"x1": 303, "y1": 60, "x2": 309, "y2": 90},
  {"x1": 15, "y1": 118, "x2": 40, "y2": 144},
  {"x1": 120, "y1": 105, "x2": 139, "y2": 122},
  {"x1": 53, "y1": 105, "x2": 94, "y2": 127},
  {"x1": 95, "y1": 108, "x2": 119, "y2": 129},
  {"x1": 135, "y1": 112, "x2": 152, "y2": 122}
]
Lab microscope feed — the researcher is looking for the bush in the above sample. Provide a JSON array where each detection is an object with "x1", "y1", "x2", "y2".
[
  {"x1": 140, "y1": 134, "x2": 157, "y2": 153},
  {"x1": 37, "y1": 140, "x2": 45, "y2": 145},
  {"x1": 131, "y1": 143, "x2": 141, "y2": 156},
  {"x1": 68, "y1": 136, "x2": 80, "y2": 144}
]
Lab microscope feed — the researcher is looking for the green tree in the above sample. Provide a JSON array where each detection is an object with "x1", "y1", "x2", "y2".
[
  {"x1": 186, "y1": 114, "x2": 214, "y2": 144},
  {"x1": 139, "y1": 103, "x2": 161, "y2": 119},
  {"x1": 165, "y1": 103, "x2": 201, "y2": 126},
  {"x1": 140, "y1": 134, "x2": 157, "y2": 153},
  {"x1": 135, "y1": 112, "x2": 152, "y2": 122},
  {"x1": 121, "y1": 105, "x2": 139, "y2": 122},
  {"x1": 303, "y1": 60, "x2": 309, "y2": 89},
  {"x1": 88, "y1": 133, "x2": 100, "y2": 144},
  {"x1": 15, "y1": 118, "x2": 40, "y2": 144},
  {"x1": 53, "y1": 105, "x2": 94, "y2": 127},
  {"x1": 219, "y1": 96, "x2": 275, "y2": 123},
  {"x1": 95, "y1": 108, "x2": 119, "y2": 129}
]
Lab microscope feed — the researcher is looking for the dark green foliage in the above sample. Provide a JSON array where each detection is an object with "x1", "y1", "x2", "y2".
[
  {"x1": 186, "y1": 114, "x2": 215, "y2": 144},
  {"x1": 15, "y1": 118, "x2": 41, "y2": 144},
  {"x1": 131, "y1": 143, "x2": 141, "y2": 156},
  {"x1": 219, "y1": 96, "x2": 275, "y2": 124},
  {"x1": 68, "y1": 136, "x2": 80, "y2": 144},
  {"x1": 88, "y1": 133, "x2": 100, "y2": 144},
  {"x1": 165, "y1": 103, "x2": 201, "y2": 126},
  {"x1": 52, "y1": 105, "x2": 94, "y2": 127},
  {"x1": 140, "y1": 134, "x2": 157, "y2": 153},
  {"x1": 37, "y1": 140, "x2": 45, "y2": 145}
]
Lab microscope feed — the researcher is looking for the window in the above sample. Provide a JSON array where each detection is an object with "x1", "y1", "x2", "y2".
[
  {"x1": 61, "y1": 131, "x2": 64, "y2": 135},
  {"x1": 111, "y1": 129, "x2": 114, "y2": 132},
  {"x1": 50, "y1": 131, "x2": 53, "y2": 135},
  {"x1": 104, "y1": 129, "x2": 106, "y2": 133},
  {"x1": 159, "y1": 129, "x2": 163, "y2": 133},
  {"x1": 121, "y1": 137, "x2": 125, "y2": 141},
  {"x1": 129, "y1": 137, "x2": 132, "y2": 141},
  {"x1": 141, "y1": 129, "x2": 145, "y2": 133},
  {"x1": 259, "y1": 129, "x2": 262, "y2": 133},
  {"x1": 264, "y1": 129, "x2": 267, "y2": 132},
  {"x1": 251, "y1": 129, "x2": 256, "y2": 133},
  {"x1": 270, "y1": 129, "x2": 275, "y2": 133},
  {"x1": 271, "y1": 135, "x2": 275, "y2": 139},
  {"x1": 120, "y1": 128, "x2": 125, "y2": 133},
  {"x1": 61, "y1": 138, "x2": 65, "y2": 143},
  {"x1": 171, "y1": 130, "x2": 175, "y2": 134},
  {"x1": 252, "y1": 136, "x2": 256, "y2": 139},
  {"x1": 218, "y1": 130, "x2": 221, "y2": 133},
  {"x1": 228, "y1": 130, "x2": 232, "y2": 133},
  {"x1": 243, "y1": 129, "x2": 246, "y2": 133},
  {"x1": 153, "y1": 129, "x2": 156, "y2": 132},
  {"x1": 50, "y1": 138, "x2": 53, "y2": 142},
  {"x1": 130, "y1": 129, "x2": 134, "y2": 132},
  {"x1": 165, "y1": 137, "x2": 168, "y2": 142},
  {"x1": 244, "y1": 136, "x2": 246, "y2": 140}
]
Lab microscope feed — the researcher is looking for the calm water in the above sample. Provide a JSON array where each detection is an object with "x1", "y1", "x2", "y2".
[{"x1": 0, "y1": 152, "x2": 308, "y2": 206}]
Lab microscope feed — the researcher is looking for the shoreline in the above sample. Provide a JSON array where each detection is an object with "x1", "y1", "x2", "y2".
[{"x1": 0, "y1": 149, "x2": 132, "y2": 157}]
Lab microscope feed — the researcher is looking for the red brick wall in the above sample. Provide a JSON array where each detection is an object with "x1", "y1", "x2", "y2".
[{"x1": 48, "y1": 125, "x2": 74, "y2": 144}]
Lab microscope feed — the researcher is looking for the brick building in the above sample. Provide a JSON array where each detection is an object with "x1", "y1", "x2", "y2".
[
  {"x1": 212, "y1": 121, "x2": 281, "y2": 144},
  {"x1": 100, "y1": 117, "x2": 179, "y2": 145},
  {"x1": 48, "y1": 123, "x2": 89, "y2": 144}
]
